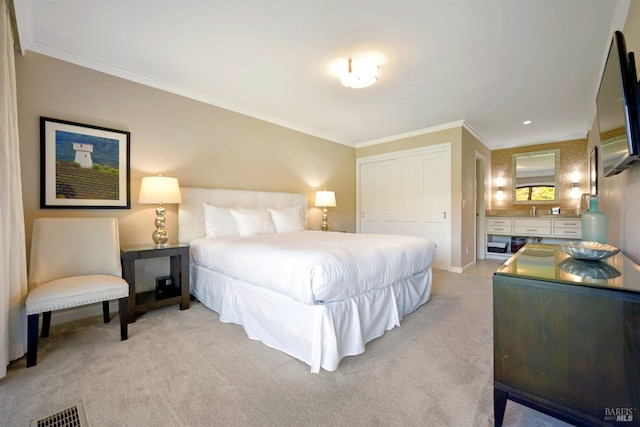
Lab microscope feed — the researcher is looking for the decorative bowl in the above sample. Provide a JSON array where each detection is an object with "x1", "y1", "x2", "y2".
[{"x1": 559, "y1": 241, "x2": 620, "y2": 261}]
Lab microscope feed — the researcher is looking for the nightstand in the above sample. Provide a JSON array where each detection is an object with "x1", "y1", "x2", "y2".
[{"x1": 120, "y1": 243, "x2": 190, "y2": 323}]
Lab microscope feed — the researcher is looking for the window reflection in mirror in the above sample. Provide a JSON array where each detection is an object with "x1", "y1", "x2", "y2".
[{"x1": 512, "y1": 149, "x2": 560, "y2": 204}]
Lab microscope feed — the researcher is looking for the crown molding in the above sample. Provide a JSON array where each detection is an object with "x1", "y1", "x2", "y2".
[{"x1": 356, "y1": 120, "x2": 466, "y2": 148}]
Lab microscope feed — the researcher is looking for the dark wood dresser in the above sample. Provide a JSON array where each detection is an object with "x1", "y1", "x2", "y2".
[{"x1": 493, "y1": 244, "x2": 640, "y2": 426}]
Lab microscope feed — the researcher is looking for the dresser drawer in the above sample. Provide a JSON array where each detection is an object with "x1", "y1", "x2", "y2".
[
  {"x1": 554, "y1": 227, "x2": 582, "y2": 238},
  {"x1": 487, "y1": 217, "x2": 512, "y2": 235},
  {"x1": 554, "y1": 219, "x2": 581, "y2": 229},
  {"x1": 488, "y1": 225, "x2": 512, "y2": 234},
  {"x1": 514, "y1": 219, "x2": 552, "y2": 228},
  {"x1": 553, "y1": 218, "x2": 582, "y2": 238},
  {"x1": 487, "y1": 218, "x2": 512, "y2": 227},
  {"x1": 513, "y1": 219, "x2": 552, "y2": 236}
]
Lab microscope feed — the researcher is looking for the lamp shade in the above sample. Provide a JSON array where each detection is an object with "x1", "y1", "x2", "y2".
[
  {"x1": 139, "y1": 176, "x2": 182, "y2": 204},
  {"x1": 315, "y1": 190, "x2": 336, "y2": 207}
]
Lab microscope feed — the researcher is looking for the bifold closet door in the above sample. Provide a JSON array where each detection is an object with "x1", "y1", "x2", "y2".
[{"x1": 358, "y1": 146, "x2": 451, "y2": 270}]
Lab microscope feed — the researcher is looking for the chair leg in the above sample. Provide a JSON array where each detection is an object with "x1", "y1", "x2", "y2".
[
  {"x1": 119, "y1": 297, "x2": 128, "y2": 341},
  {"x1": 41, "y1": 311, "x2": 52, "y2": 338},
  {"x1": 27, "y1": 314, "x2": 39, "y2": 367},
  {"x1": 103, "y1": 301, "x2": 110, "y2": 323}
]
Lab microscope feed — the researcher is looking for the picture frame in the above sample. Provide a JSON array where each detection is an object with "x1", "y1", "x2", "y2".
[
  {"x1": 40, "y1": 117, "x2": 130, "y2": 209},
  {"x1": 590, "y1": 146, "x2": 598, "y2": 196}
]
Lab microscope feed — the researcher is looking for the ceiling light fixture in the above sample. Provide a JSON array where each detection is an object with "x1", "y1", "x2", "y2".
[
  {"x1": 341, "y1": 58, "x2": 378, "y2": 89},
  {"x1": 523, "y1": 120, "x2": 532, "y2": 125}
]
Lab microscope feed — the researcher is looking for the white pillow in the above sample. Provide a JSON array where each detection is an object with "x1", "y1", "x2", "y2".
[
  {"x1": 230, "y1": 208, "x2": 276, "y2": 237},
  {"x1": 268, "y1": 206, "x2": 304, "y2": 233},
  {"x1": 203, "y1": 203, "x2": 239, "y2": 238}
]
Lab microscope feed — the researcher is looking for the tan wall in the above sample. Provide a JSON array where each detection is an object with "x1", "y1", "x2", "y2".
[
  {"x1": 355, "y1": 127, "x2": 461, "y2": 159},
  {"x1": 490, "y1": 138, "x2": 588, "y2": 213},
  {"x1": 461, "y1": 127, "x2": 491, "y2": 268},
  {"x1": 589, "y1": 1, "x2": 640, "y2": 263},
  {"x1": 16, "y1": 52, "x2": 356, "y2": 292},
  {"x1": 16, "y1": 52, "x2": 355, "y2": 242}
]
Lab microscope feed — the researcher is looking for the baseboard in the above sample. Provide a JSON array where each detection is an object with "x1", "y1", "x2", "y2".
[{"x1": 453, "y1": 260, "x2": 477, "y2": 274}]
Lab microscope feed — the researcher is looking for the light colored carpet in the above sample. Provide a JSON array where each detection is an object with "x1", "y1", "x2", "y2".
[{"x1": 0, "y1": 269, "x2": 572, "y2": 426}]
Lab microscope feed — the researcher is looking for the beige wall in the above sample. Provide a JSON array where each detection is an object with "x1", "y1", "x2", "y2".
[
  {"x1": 355, "y1": 127, "x2": 461, "y2": 159},
  {"x1": 461, "y1": 127, "x2": 491, "y2": 268},
  {"x1": 16, "y1": 52, "x2": 356, "y2": 295},
  {"x1": 588, "y1": 0, "x2": 640, "y2": 263},
  {"x1": 490, "y1": 138, "x2": 588, "y2": 213},
  {"x1": 355, "y1": 124, "x2": 492, "y2": 270},
  {"x1": 16, "y1": 52, "x2": 356, "y2": 250},
  {"x1": 15, "y1": 52, "x2": 492, "y2": 281}
]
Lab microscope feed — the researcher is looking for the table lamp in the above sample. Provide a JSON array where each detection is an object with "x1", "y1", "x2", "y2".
[
  {"x1": 139, "y1": 175, "x2": 182, "y2": 247},
  {"x1": 315, "y1": 190, "x2": 336, "y2": 231}
]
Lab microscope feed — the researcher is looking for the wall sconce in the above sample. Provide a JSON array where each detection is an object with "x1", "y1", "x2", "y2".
[
  {"x1": 314, "y1": 190, "x2": 337, "y2": 231},
  {"x1": 570, "y1": 171, "x2": 581, "y2": 200},
  {"x1": 495, "y1": 177, "x2": 505, "y2": 201},
  {"x1": 139, "y1": 175, "x2": 182, "y2": 247}
]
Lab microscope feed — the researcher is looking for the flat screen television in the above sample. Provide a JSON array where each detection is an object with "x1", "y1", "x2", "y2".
[{"x1": 596, "y1": 31, "x2": 640, "y2": 177}]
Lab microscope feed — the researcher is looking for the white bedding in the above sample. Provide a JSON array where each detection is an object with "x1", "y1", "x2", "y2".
[
  {"x1": 190, "y1": 231, "x2": 437, "y2": 305},
  {"x1": 179, "y1": 187, "x2": 438, "y2": 372},
  {"x1": 190, "y1": 263, "x2": 433, "y2": 372}
]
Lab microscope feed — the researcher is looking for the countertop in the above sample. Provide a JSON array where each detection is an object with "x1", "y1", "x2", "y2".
[{"x1": 486, "y1": 210, "x2": 581, "y2": 218}]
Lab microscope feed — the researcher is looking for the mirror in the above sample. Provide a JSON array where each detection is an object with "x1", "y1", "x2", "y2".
[{"x1": 512, "y1": 149, "x2": 560, "y2": 204}]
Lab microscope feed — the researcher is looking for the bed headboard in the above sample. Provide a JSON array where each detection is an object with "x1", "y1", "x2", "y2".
[{"x1": 178, "y1": 187, "x2": 309, "y2": 244}]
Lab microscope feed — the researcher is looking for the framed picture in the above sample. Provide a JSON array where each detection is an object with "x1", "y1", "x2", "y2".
[
  {"x1": 40, "y1": 117, "x2": 130, "y2": 209},
  {"x1": 590, "y1": 146, "x2": 598, "y2": 196}
]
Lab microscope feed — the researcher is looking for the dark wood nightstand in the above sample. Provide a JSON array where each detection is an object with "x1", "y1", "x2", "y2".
[{"x1": 120, "y1": 243, "x2": 190, "y2": 323}]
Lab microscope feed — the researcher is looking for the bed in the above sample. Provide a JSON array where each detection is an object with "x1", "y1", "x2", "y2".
[{"x1": 178, "y1": 187, "x2": 437, "y2": 372}]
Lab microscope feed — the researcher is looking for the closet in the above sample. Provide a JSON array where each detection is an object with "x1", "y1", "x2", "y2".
[{"x1": 357, "y1": 143, "x2": 452, "y2": 270}]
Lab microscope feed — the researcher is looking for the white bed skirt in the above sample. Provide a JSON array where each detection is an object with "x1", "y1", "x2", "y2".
[{"x1": 190, "y1": 264, "x2": 433, "y2": 373}]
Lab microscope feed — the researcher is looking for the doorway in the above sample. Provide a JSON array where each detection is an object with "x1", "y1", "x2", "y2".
[{"x1": 475, "y1": 152, "x2": 486, "y2": 261}]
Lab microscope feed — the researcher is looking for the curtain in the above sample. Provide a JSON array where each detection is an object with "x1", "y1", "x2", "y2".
[{"x1": 0, "y1": 0, "x2": 28, "y2": 378}]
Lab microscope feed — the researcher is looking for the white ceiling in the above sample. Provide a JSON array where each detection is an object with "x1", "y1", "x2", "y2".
[{"x1": 12, "y1": 0, "x2": 630, "y2": 149}]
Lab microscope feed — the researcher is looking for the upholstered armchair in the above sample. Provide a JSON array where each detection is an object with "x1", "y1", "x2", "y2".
[{"x1": 25, "y1": 217, "x2": 129, "y2": 367}]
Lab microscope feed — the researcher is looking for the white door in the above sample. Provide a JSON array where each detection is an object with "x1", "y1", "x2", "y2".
[
  {"x1": 358, "y1": 144, "x2": 452, "y2": 270},
  {"x1": 360, "y1": 159, "x2": 400, "y2": 234}
]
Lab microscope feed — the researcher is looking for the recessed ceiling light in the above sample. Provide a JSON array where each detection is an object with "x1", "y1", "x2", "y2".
[{"x1": 523, "y1": 120, "x2": 532, "y2": 125}]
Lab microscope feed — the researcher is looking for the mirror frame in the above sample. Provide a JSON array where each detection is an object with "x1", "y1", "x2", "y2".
[{"x1": 511, "y1": 148, "x2": 561, "y2": 204}]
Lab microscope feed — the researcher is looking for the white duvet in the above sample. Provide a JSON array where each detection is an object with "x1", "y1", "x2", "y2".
[{"x1": 190, "y1": 230, "x2": 437, "y2": 305}]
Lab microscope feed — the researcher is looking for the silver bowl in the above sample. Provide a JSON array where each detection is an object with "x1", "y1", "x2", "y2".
[{"x1": 559, "y1": 241, "x2": 620, "y2": 260}]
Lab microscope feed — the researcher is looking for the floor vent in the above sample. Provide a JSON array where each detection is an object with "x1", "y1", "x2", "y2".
[{"x1": 30, "y1": 401, "x2": 89, "y2": 427}]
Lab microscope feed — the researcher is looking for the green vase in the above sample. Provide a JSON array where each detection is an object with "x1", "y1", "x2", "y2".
[{"x1": 581, "y1": 196, "x2": 607, "y2": 243}]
